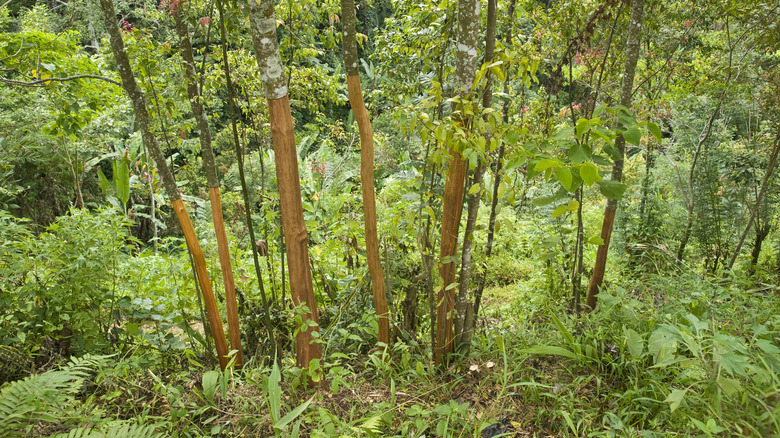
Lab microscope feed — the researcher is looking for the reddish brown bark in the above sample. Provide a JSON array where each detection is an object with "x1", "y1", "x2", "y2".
[
  {"x1": 347, "y1": 75, "x2": 390, "y2": 347},
  {"x1": 585, "y1": 0, "x2": 645, "y2": 310},
  {"x1": 174, "y1": 8, "x2": 243, "y2": 367},
  {"x1": 586, "y1": 208, "x2": 616, "y2": 310},
  {"x1": 209, "y1": 188, "x2": 243, "y2": 366},
  {"x1": 172, "y1": 199, "x2": 230, "y2": 369},
  {"x1": 434, "y1": 148, "x2": 467, "y2": 365},
  {"x1": 268, "y1": 96, "x2": 322, "y2": 369},
  {"x1": 99, "y1": 0, "x2": 229, "y2": 369}
]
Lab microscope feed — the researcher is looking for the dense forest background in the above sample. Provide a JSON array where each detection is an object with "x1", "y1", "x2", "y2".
[{"x1": 1, "y1": 0, "x2": 779, "y2": 436}]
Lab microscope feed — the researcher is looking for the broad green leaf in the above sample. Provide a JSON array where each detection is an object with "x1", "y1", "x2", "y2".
[
  {"x1": 717, "y1": 376, "x2": 742, "y2": 397},
  {"x1": 275, "y1": 397, "x2": 313, "y2": 431},
  {"x1": 520, "y1": 346, "x2": 578, "y2": 360},
  {"x1": 597, "y1": 180, "x2": 628, "y2": 200},
  {"x1": 575, "y1": 118, "x2": 591, "y2": 138},
  {"x1": 579, "y1": 163, "x2": 601, "y2": 185},
  {"x1": 497, "y1": 181, "x2": 507, "y2": 199},
  {"x1": 568, "y1": 200, "x2": 579, "y2": 211},
  {"x1": 552, "y1": 127, "x2": 574, "y2": 140},
  {"x1": 468, "y1": 183, "x2": 480, "y2": 195},
  {"x1": 622, "y1": 127, "x2": 642, "y2": 145},
  {"x1": 551, "y1": 204, "x2": 568, "y2": 218},
  {"x1": 602, "y1": 142, "x2": 621, "y2": 161},
  {"x1": 202, "y1": 370, "x2": 219, "y2": 402},
  {"x1": 568, "y1": 144, "x2": 590, "y2": 164},
  {"x1": 588, "y1": 236, "x2": 604, "y2": 245},
  {"x1": 555, "y1": 167, "x2": 572, "y2": 191},
  {"x1": 534, "y1": 158, "x2": 561, "y2": 172},
  {"x1": 532, "y1": 191, "x2": 567, "y2": 207},
  {"x1": 664, "y1": 388, "x2": 687, "y2": 412},
  {"x1": 97, "y1": 169, "x2": 112, "y2": 193},
  {"x1": 112, "y1": 159, "x2": 130, "y2": 208},
  {"x1": 592, "y1": 103, "x2": 606, "y2": 118},
  {"x1": 647, "y1": 122, "x2": 662, "y2": 141},
  {"x1": 625, "y1": 328, "x2": 644, "y2": 359},
  {"x1": 268, "y1": 360, "x2": 282, "y2": 423}
]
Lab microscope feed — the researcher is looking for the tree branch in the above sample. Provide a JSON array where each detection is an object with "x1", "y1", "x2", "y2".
[{"x1": 0, "y1": 74, "x2": 121, "y2": 87}]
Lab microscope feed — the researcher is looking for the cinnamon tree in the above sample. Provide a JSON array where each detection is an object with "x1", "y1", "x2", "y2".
[
  {"x1": 98, "y1": 0, "x2": 230, "y2": 369},
  {"x1": 247, "y1": 0, "x2": 322, "y2": 373},
  {"x1": 171, "y1": 3, "x2": 243, "y2": 368},
  {"x1": 435, "y1": 0, "x2": 480, "y2": 366},
  {"x1": 585, "y1": 0, "x2": 645, "y2": 311},
  {"x1": 340, "y1": 0, "x2": 390, "y2": 349}
]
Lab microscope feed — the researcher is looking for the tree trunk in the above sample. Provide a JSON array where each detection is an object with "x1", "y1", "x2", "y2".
[
  {"x1": 340, "y1": 0, "x2": 390, "y2": 348},
  {"x1": 455, "y1": 0, "x2": 497, "y2": 351},
  {"x1": 586, "y1": 0, "x2": 645, "y2": 311},
  {"x1": 173, "y1": 6, "x2": 243, "y2": 368},
  {"x1": 98, "y1": 0, "x2": 230, "y2": 369},
  {"x1": 454, "y1": 162, "x2": 486, "y2": 350},
  {"x1": 435, "y1": 0, "x2": 480, "y2": 366},
  {"x1": 248, "y1": 0, "x2": 321, "y2": 373},
  {"x1": 473, "y1": 0, "x2": 516, "y2": 324},
  {"x1": 726, "y1": 124, "x2": 780, "y2": 272}
]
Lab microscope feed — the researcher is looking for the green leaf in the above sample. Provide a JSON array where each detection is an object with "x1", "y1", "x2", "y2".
[
  {"x1": 555, "y1": 167, "x2": 572, "y2": 191},
  {"x1": 202, "y1": 370, "x2": 219, "y2": 402},
  {"x1": 592, "y1": 103, "x2": 606, "y2": 118},
  {"x1": 268, "y1": 360, "x2": 282, "y2": 423},
  {"x1": 468, "y1": 183, "x2": 480, "y2": 195},
  {"x1": 532, "y1": 190, "x2": 567, "y2": 206},
  {"x1": 575, "y1": 118, "x2": 591, "y2": 138},
  {"x1": 597, "y1": 180, "x2": 628, "y2": 200},
  {"x1": 551, "y1": 204, "x2": 568, "y2": 218},
  {"x1": 568, "y1": 200, "x2": 579, "y2": 211},
  {"x1": 275, "y1": 397, "x2": 313, "y2": 431},
  {"x1": 520, "y1": 346, "x2": 578, "y2": 360},
  {"x1": 534, "y1": 158, "x2": 562, "y2": 172},
  {"x1": 112, "y1": 159, "x2": 130, "y2": 208},
  {"x1": 647, "y1": 122, "x2": 662, "y2": 141},
  {"x1": 622, "y1": 127, "x2": 642, "y2": 146},
  {"x1": 97, "y1": 169, "x2": 112, "y2": 194},
  {"x1": 568, "y1": 144, "x2": 590, "y2": 164},
  {"x1": 579, "y1": 163, "x2": 601, "y2": 186},
  {"x1": 665, "y1": 389, "x2": 687, "y2": 412},
  {"x1": 625, "y1": 328, "x2": 644, "y2": 359},
  {"x1": 552, "y1": 127, "x2": 574, "y2": 140},
  {"x1": 588, "y1": 236, "x2": 604, "y2": 245}
]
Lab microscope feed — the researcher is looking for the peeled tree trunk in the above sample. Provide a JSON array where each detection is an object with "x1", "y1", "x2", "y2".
[
  {"x1": 586, "y1": 0, "x2": 645, "y2": 311},
  {"x1": 248, "y1": 0, "x2": 321, "y2": 372},
  {"x1": 340, "y1": 0, "x2": 390, "y2": 348},
  {"x1": 98, "y1": 0, "x2": 230, "y2": 369},
  {"x1": 172, "y1": 7, "x2": 243, "y2": 368},
  {"x1": 435, "y1": 0, "x2": 480, "y2": 366}
]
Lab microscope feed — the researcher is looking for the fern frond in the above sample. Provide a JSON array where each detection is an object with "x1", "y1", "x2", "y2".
[
  {"x1": 360, "y1": 415, "x2": 384, "y2": 434},
  {"x1": 53, "y1": 422, "x2": 166, "y2": 438},
  {"x1": 0, "y1": 354, "x2": 112, "y2": 437}
]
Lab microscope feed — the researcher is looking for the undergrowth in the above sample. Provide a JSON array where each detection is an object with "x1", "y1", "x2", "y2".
[{"x1": 1, "y1": 272, "x2": 778, "y2": 437}]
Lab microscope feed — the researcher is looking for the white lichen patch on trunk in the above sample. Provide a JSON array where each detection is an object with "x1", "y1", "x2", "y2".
[{"x1": 248, "y1": 1, "x2": 288, "y2": 100}]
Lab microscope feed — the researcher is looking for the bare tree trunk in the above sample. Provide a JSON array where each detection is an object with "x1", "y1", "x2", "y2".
[
  {"x1": 99, "y1": 0, "x2": 230, "y2": 369},
  {"x1": 248, "y1": 0, "x2": 321, "y2": 374},
  {"x1": 173, "y1": 5, "x2": 244, "y2": 367},
  {"x1": 435, "y1": 0, "x2": 480, "y2": 366},
  {"x1": 586, "y1": 0, "x2": 645, "y2": 311},
  {"x1": 340, "y1": 0, "x2": 390, "y2": 348}
]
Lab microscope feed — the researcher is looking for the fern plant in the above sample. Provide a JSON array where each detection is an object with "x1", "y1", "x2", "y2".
[
  {"x1": 0, "y1": 354, "x2": 109, "y2": 437},
  {"x1": 52, "y1": 423, "x2": 165, "y2": 438}
]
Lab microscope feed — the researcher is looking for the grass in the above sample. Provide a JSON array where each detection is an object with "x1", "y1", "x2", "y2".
[{"x1": 2, "y1": 270, "x2": 778, "y2": 437}]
